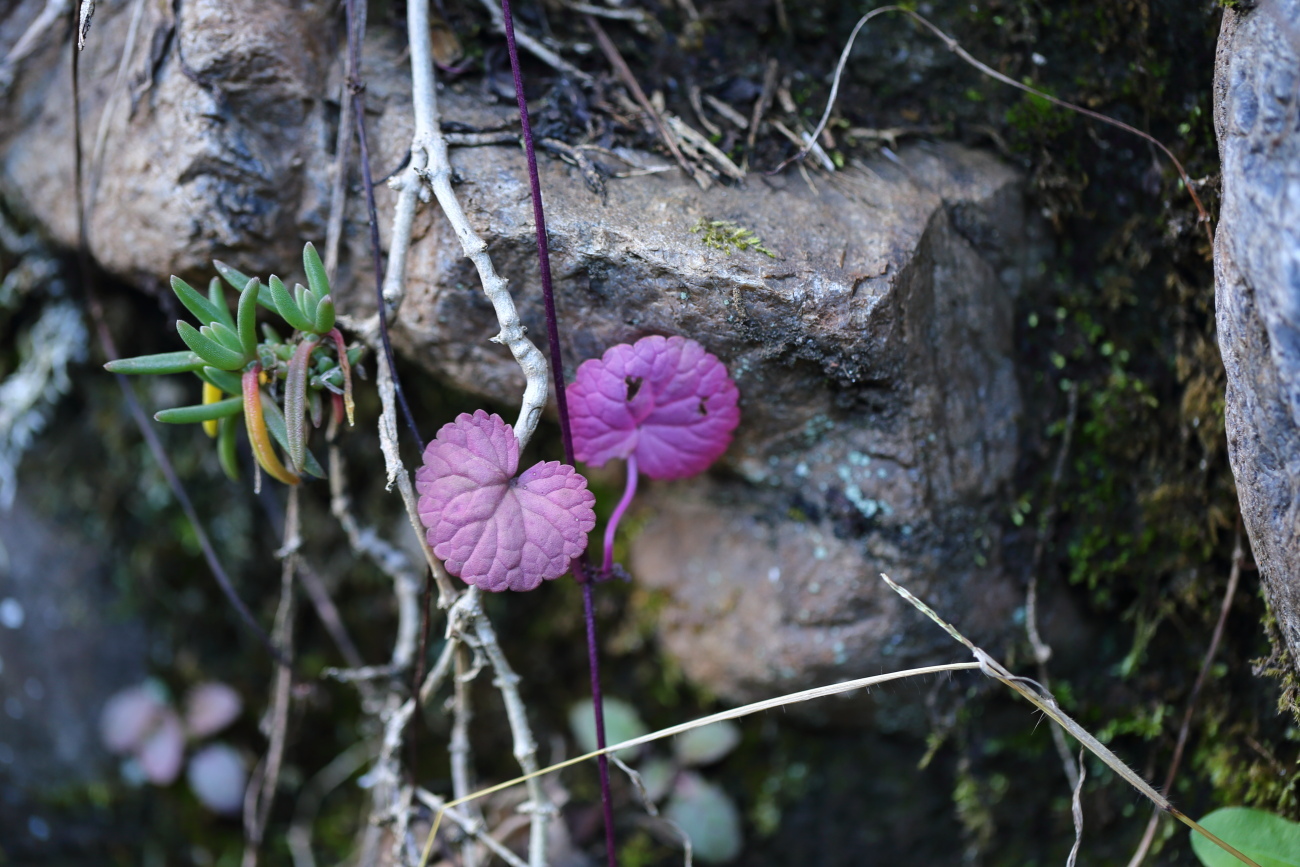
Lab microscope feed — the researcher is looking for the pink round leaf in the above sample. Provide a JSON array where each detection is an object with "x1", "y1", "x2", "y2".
[
  {"x1": 183, "y1": 682, "x2": 242, "y2": 739},
  {"x1": 416, "y1": 410, "x2": 597, "y2": 592},
  {"x1": 136, "y1": 707, "x2": 186, "y2": 785},
  {"x1": 187, "y1": 742, "x2": 248, "y2": 815},
  {"x1": 568, "y1": 335, "x2": 740, "y2": 480},
  {"x1": 100, "y1": 684, "x2": 167, "y2": 754}
]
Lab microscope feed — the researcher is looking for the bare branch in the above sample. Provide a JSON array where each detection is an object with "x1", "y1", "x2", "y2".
[
  {"x1": 459, "y1": 589, "x2": 552, "y2": 867},
  {"x1": 400, "y1": 0, "x2": 550, "y2": 450},
  {"x1": 243, "y1": 488, "x2": 301, "y2": 867}
]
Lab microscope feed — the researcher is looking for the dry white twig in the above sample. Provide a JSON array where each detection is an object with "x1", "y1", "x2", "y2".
[
  {"x1": 77, "y1": 0, "x2": 95, "y2": 49},
  {"x1": 451, "y1": 643, "x2": 481, "y2": 867},
  {"x1": 1066, "y1": 752, "x2": 1086, "y2": 867},
  {"x1": 664, "y1": 115, "x2": 746, "y2": 180},
  {"x1": 393, "y1": 0, "x2": 550, "y2": 450},
  {"x1": 457, "y1": 589, "x2": 553, "y2": 867}
]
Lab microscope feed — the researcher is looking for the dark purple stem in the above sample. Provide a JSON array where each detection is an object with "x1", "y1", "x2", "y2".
[
  {"x1": 496, "y1": 2, "x2": 616, "y2": 863},
  {"x1": 603, "y1": 454, "x2": 639, "y2": 576}
]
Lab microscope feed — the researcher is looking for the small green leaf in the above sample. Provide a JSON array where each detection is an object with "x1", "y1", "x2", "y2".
[
  {"x1": 206, "y1": 322, "x2": 245, "y2": 355},
  {"x1": 104, "y1": 350, "x2": 205, "y2": 375},
  {"x1": 313, "y1": 296, "x2": 335, "y2": 333},
  {"x1": 177, "y1": 321, "x2": 246, "y2": 370},
  {"x1": 1192, "y1": 807, "x2": 1300, "y2": 867},
  {"x1": 217, "y1": 415, "x2": 239, "y2": 481},
  {"x1": 664, "y1": 773, "x2": 743, "y2": 864},
  {"x1": 154, "y1": 397, "x2": 244, "y2": 424},
  {"x1": 302, "y1": 242, "x2": 330, "y2": 301},
  {"x1": 261, "y1": 322, "x2": 284, "y2": 344},
  {"x1": 569, "y1": 699, "x2": 647, "y2": 762},
  {"x1": 212, "y1": 260, "x2": 249, "y2": 291},
  {"x1": 237, "y1": 276, "x2": 261, "y2": 358},
  {"x1": 260, "y1": 394, "x2": 326, "y2": 478},
  {"x1": 294, "y1": 283, "x2": 320, "y2": 330},
  {"x1": 214, "y1": 260, "x2": 276, "y2": 312},
  {"x1": 674, "y1": 721, "x2": 741, "y2": 767},
  {"x1": 207, "y1": 278, "x2": 236, "y2": 330},
  {"x1": 269, "y1": 275, "x2": 315, "y2": 332},
  {"x1": 308, "y1": 387, "x2": 323, "y2": 429},
  {"x1": 196, "y1": 366, "x2": 244, "y2": 395},
  {"x1": 171, "y1": 276, "x2": 225, "y2": 326}
]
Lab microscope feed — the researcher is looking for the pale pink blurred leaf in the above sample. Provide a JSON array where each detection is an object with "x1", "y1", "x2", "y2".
[
  {"x1": 136, "y1": 708, "x2": 185, "y2": 785},
  {"x1": 187, "y1": 742, "x2": 247, "y2": 815},
  {"x1": 568, "y1": 335, "x2": 740, "y2": 479},
  {"x1": 100, "y1": 684, "x2": 167, "y2": 754},
  {"x1": 416, "y1": 410, "x2": 596, "y2": 592},
  {"x1": 183, "y1": 682, "x2": 242, "y2": 739}
]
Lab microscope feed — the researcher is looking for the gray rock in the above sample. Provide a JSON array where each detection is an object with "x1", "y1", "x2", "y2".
[
  {"x1": 0, "y1": 3, "x2": 1028, "y2": 702},
  {"x1": 1214, "y1": 1, "x2": 1300, "y2": 671}
]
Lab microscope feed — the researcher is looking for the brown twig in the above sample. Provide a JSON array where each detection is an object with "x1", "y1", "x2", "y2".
[
  {"x1": 585, "y1": 14, "x2": 702, "y2": 187},
  {"x1": 1125, "y1": 530, "x2": 1245, "y2": 867},
  {"x1": 243, "y1": 488, "x2": 301, "y2": 867},
  {"x1": 744, "y1": 59, "x2": 780, "y2": 171},
  {"x1": 687, "y1": 83, "x2": 722, "y2": 137}
]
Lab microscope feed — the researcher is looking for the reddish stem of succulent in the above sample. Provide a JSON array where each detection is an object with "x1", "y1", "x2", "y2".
[
  {"x1": 327, "y1": 328, "x2": 355, "y2": 427},
  {"x1": 496, "y1": 2, "x2": 617, "y2": 862},
  {"x1": 603, "y1": 454, "x2": 639, "y2": 577},
  {"x1": 243, "y1": 366, "x2": 301, "y2": 487}
]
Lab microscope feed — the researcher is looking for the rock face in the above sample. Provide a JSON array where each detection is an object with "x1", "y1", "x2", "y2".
[
  {"x1": 1214, "y1": 1, "x2": 1300, "y2": 672},
  {"x1": 0, "y1": 3, "x2": 1028, "y2": 704}
]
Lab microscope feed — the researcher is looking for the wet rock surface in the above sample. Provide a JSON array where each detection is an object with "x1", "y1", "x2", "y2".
[
  {"x1": 0, "y1": 2, "x2": 1028, "y2": 701},
  {"x1": 1214, "y1": 2, "x2": 1300, "y2": 671}
]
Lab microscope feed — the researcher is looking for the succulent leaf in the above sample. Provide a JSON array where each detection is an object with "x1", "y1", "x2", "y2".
[
  {"x1": 104, "y1": 350, "x2": 205, "y2": 376},
  {"x1": 242, "y1": 368, "x2": 300, "y2": 486},
  {"x1": 170, "y1": 276, "x2": 225, "y2": 326},
  {"x1": 217, "y1": 415, "x2": 239, "y2": 481},
  {"x1": 302, "y1": 242, "x2": 330, "y2": 301},
  {"x1": 236, "y1": 277, "x2": 261, "y2": 358},
  {"x1": 269, "y1": 275, "x2": 315, "y2": 332},
  {"x1": 294, "y1": 283, "x2": 320, "y2": 330},
  {"x1": 197, "y1": 366, "x2": 244, "y2": 395},
  {"x1": 206, "y1": 322, "x2": 244, "y2": 355},
  {"x1": 177, "y1": 321, "x2": 246, "y2": 371},
  {"x1": 155, "y1": 397, "x2": 243, "y2": 425},
  {"x1": 207, "y1": 278, "x2": 236, "y2": 330},
  {"x1": 202, "y1": 381, "x2": 224, "y2": 437},
  {"x1": 313, "y1": 296, "x2": 335, "y2": 334},
  {"x1": 259, "y1": 393, "x2": 326, "y2": 478}
]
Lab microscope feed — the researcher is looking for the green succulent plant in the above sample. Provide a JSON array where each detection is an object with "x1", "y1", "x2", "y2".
[{"x1": 105, "y1": 243, "x2": 361, "y2": 486}]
